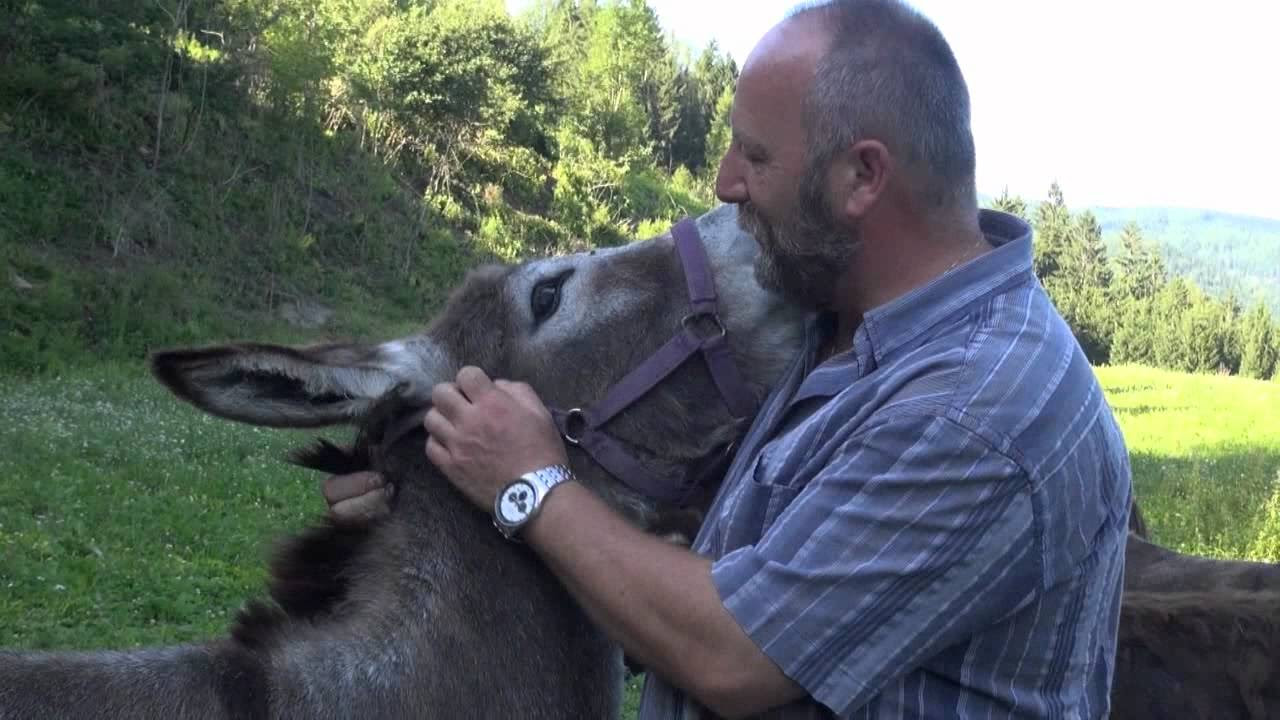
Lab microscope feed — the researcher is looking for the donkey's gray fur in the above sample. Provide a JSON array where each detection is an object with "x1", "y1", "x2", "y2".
[
  {"x1": 1117, "y1": 506, "x2": 1280, "y2": 718},
  {"x1": 1125, "y1": 531, "x2": 1280, "y2": 594},
  {"x1": 0, "y1": 204, "x2": 806, "y2": 720}
]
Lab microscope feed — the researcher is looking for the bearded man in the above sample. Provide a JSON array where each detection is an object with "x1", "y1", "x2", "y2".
[{"x1": 324, "y1": 1, "x2": 1132, "y2": 717}]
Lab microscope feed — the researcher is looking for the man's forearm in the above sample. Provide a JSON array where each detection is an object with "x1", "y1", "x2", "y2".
[{"x1": 523, "y1": 481, "x2": 804, "y2": 718}]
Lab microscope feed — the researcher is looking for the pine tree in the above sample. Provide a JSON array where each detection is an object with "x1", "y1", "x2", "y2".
[
  {"x1": 1110, "y1": 297, "x2": 1157, "y2": 366},
  {"x1": 1152, "y1": 277, "x2": 1193, "y2": 370},
  {"x1": 1240, "y1": 302, "x2": 1279, "y2": 380},
  {"x1": 989, "y1": 187, "x2": 1029, "y2": 222},
  {"x1": 1031, "y1": 182, "x2": 1071, "y2": 282},
  {"x1": 1114, "y1": 221, "x2": 1167, "y2": 302},
  {"x1": 1175, "y1": 287, "x2": 1241, "y2": 374},
  {"x1": 670, "y1": 41, "x2": 737, "y2": 172},
  {"x1": 1045, "y1": 209, "x2": 1114, "y2": 363},
  {"x1": 703, "y1": 83, "x2": 733, "y2": 171}
]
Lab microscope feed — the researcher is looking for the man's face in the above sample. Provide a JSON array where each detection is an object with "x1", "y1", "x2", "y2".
[
  {"x1": 715, "y1": 19, "x2": 859, "y2": 309},
  {"x1": 737, "y1": 155, "x2": 860, "y2": 309}
]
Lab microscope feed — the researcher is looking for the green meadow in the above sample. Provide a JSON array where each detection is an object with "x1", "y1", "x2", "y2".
[
  {"x1": 1094, "y1": 364, "x2": 1280, "y2": 560},
  {"x1": 1, "y1": 362, "x2": 1277, "y2": 717}
]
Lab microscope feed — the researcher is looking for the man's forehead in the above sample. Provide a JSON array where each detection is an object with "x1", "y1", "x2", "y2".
[
  {"x1": 733, "y1": 15, "x2": 829, "y2": 132},
  {"x1": 740, "y1": 13, "x2": 830, "y2": 84}
]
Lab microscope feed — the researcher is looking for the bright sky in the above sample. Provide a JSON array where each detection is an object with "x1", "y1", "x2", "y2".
[{"x1": 509, "y1": 0, "x2": 1280, "y2": 221}]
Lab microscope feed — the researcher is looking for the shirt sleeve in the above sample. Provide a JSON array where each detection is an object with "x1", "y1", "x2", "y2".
[{"x1": 709, "y1": 412, "x2": 1041, "y2": 716}]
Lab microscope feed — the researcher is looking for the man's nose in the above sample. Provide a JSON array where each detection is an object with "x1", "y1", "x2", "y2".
[{"x1": 715, "y1": 151, "x2": 747, "y2": 204}]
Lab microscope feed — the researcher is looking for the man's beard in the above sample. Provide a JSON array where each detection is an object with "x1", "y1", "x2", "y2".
[{"x1": 737, "y1": 173, "x2": 860, "y2": 309}]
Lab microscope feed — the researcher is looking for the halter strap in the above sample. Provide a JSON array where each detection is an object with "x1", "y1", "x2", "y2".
[
  {"x1": 549, "y1": 217, "x2": 757, "y2": 503},
  {"x1": 389, "y1": 218, "x2": 758, "y2": 506},
  {"x1": 672, "y1": 217, "x2": 757, "y2": 419}
]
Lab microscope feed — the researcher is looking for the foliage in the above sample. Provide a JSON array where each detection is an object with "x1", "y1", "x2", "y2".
[
  {"x1": 1240, "y1": 302, "x2": 1279, "y2": 381},
  {"x1": 989, "y1": 187, "x2": 1029, "y2": 222},
  {"x1": 1042, "y1": 210, "x2": 1113, "y2": 362},
  {"x1": 702, "y1": 84, "x2": 734, "y2": 179},
  {"x1": 1091, "y1": 205, "x2": 1280, "y2": 316},
  {"x1": 0, "y1": 0, "x2": 733, "y2": 374},
  {"x1": 1031, "y1": 182, "x2": 1071, "y2": 281},
  {"x1": 992, "y1": 186, "x2": 1279, "y2": 380},
  {"x1": 2, "y1": 0, "x2": 1272, "y2": 385}
]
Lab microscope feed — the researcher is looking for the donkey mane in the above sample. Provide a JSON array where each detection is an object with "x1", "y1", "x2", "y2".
[{"x1": 231, "y1": 391, "x2": 425, "y2": 653}]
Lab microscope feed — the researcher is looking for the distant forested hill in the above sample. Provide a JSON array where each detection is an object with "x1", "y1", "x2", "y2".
[
  {"x1": 978, "y1": 195, "x2": 1280, "y2": 314},
  {"x1": 1091, "y1": 207, "x2": 1280, "y2": 313}
]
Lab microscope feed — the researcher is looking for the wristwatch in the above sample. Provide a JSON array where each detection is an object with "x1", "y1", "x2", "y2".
[{"x1": 492, "y1": 464, "x2": 576, "y2": 540}]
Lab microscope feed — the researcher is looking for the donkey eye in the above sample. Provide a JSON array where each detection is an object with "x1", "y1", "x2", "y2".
[{"x1": 530, "y1": 272, "x2": 569, "y2": 323}]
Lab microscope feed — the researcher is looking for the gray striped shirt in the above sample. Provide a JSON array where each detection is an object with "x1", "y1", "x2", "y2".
[{"x1": 639, "y1": 209, "x2": 1131, "y2": 719}]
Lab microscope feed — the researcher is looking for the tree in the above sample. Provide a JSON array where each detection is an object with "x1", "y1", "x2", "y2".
[
  {"x1": 1031, "y1": 182, "x2": 1071, "y2": 282},
  {"x1": 1240, "y1": 302, "x2": 1279, "y2": 380},
  {"x1": 1044, "y1": 210, "x2": 1114, "y2": 363},
  {"x1": 1168, "y1": 285, "x2": 1241, "y2": 374},
  {"x1": 989, "y1": 187, "x2": 1029, "y2": 222},
  {"x1": 670, "y1": 41, "x2": 737, "y2": 172},
  {"x1": 337, "y1": 0, "x2": 556, "y2": 190},
  {"x1": 1113, "y1": 221, "x2": 1167, "y2": 302},
  {"x1": 1151, "y1": 277, "x2": 1192, "y2": 370},
  {"x1": 703, "y1": 83, "x2": 733, "y2": 171},
  {"x1": 1110, "y1": 298, "x2": 1157, "y2": 366}
]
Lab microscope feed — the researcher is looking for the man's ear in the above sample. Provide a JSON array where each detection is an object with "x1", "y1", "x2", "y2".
[
  {"x1": 829, "y1": 138, "x2": 891, "y2": 220},
  {"x1": 150, "y1": 337, "x2": 450, "y2": 428}
]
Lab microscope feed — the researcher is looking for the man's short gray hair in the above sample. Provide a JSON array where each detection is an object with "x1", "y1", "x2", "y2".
[{"x1": 792, "y1": 0, "x2": 977, "y2": 212}]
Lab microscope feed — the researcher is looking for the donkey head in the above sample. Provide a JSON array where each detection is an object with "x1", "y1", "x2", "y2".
[{"x1": 151, "y1": 204, "x2": 806, "y2": 527}]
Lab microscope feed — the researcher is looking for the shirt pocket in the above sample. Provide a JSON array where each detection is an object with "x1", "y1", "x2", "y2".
[{"x1": 714, "y1": 449, "x2": 804, "y2": 552}]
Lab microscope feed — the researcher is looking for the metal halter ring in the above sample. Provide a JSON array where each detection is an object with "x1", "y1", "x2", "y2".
[
  {"x1": 561, "y1": 408, "x2": 588, "y2": 445},
  {"x1": 680, "y1": 312, "x2": 727, "y2": 342}
]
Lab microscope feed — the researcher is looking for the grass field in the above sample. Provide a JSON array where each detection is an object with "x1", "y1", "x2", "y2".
[
  {"x1": 1, "y1": 362, "x2": 1278, "y2": 714},
  {"x1": 1093, "y1": 364, "x2": 1280, "y2": 560}
]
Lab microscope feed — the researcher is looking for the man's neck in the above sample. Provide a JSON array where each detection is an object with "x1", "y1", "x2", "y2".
[
  {"x1": 820, "y1": 205, "x2": 990, "y2": 364},
  {"x1": 817, "y1": 312, "x2": 858, "y2": 365}
]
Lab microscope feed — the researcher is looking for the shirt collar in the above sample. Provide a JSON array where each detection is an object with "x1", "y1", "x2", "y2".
[{"x1": 859, "y1": 208, "x2": 1034, "y2": 367}]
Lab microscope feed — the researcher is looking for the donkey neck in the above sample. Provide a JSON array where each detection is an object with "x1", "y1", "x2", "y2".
[{"x1": 264, "y1": 428, "x2": 624, "y2": 718}]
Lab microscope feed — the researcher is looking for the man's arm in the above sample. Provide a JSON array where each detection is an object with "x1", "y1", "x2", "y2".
[
  {"x1": 337, "y1": 365, "x2": 1042, "y2": 716},
  {"x1": 422, "y1": 367, "x2": 805, "y2": 718},
  {"x1": 521, "y1": 481, "x2": 806, "y2": 718},
  {"x1": 321, "y1": 468, "x2": 799, "y2": 717}
]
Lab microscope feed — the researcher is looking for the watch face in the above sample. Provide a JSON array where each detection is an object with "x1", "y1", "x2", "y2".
[{"x1": 497, "y1": 480, "x2": 538, "y2": 525}]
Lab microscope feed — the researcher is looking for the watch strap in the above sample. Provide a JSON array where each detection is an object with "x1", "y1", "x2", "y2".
[{"x1": 493, "y1": 464, "x2": 575, "y2": 540}]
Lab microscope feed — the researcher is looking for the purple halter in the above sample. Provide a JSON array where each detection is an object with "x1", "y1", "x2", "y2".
[{"x1": 549, "y1": 217, "x2": 757, "y2": 504}]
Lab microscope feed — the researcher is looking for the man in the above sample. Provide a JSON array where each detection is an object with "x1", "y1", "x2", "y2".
[{"x1": 325, "y1": 1, "x2": 1132, "y2": 717}]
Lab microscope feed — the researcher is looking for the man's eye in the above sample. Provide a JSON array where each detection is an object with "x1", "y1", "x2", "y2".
[{"x1": 531, "y1": 273, "x2": 569, "y2": 323}]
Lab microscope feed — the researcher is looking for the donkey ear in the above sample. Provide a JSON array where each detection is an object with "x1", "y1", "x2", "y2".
[{"x1": 149, "y1": 338, "x2": 449, "y2": 428}]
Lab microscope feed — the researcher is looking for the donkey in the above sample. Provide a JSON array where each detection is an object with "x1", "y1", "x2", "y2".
[
  {"x1": 0, "y1": 204, "x2": 807, "y2": 719},
  {"x1": 1114, "y1": 588, "x2": 1280, "y2": 719},
  {"x1": 1125, "y1": 531, "x2": 1280, "y2": 594},
  {"x1": 1126, "y1": 498, "x2": 1280, "y2": 593},
  {"x1": 1117, "y1": 502, "x2": 1280, "y2": 718}
]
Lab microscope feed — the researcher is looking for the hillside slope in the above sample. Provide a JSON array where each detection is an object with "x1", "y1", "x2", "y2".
[{"x1": 1092, "y1": 206, "x2": 1280, "y2": 313}]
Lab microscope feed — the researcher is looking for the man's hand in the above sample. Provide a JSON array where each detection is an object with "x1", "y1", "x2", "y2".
[
  {"x1": 424, "y1": 365, "x2": 570, "y2": 511},
  {"x1": 323, "y1": 471, "x2": 393, "y2": 526}
]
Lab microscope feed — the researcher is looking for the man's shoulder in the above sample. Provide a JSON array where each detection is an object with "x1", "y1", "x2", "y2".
[
  {"x1": 938, "y1": 280, "x2": 1131, "y2": 580},
  {"x1": 922, "y1": 280, "x2": 1108, "y2": 463},
  {"x1": 870, "y1": 281, "x2": 1083, "y2": 436}
]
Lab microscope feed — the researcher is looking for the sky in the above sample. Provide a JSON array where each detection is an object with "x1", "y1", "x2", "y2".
[{"x1": 508, "y1": 0, "x2": 1280, "y2": 221}]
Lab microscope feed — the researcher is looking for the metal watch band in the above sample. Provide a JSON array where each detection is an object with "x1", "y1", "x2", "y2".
[
  {"x1": 493, "y1": 464, "x2": 575, "y2": 540},
  {"x1": 526, "y1": 464, "x2": 574, "y2": 495}
]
